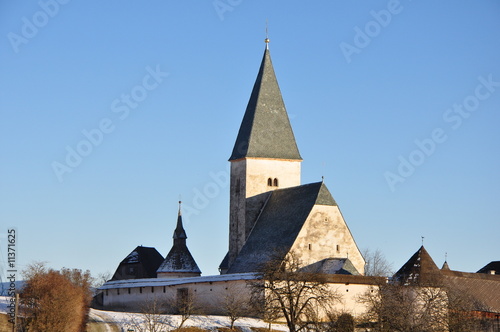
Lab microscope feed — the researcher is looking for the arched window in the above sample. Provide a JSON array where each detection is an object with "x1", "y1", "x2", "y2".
[
  {"x1": 267, "y1": 178, "x2": 272, "y2": 186},
  {"x1": 273, "y1": 178, "x2": 279, "y2": 187}
]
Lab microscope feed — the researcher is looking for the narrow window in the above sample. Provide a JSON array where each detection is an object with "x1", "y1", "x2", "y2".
[
  {"x1": 117, "y1": 288, "x2": 120, "y2": 295},
  {"x1": 336, "y1": 245, "x2": 340, "y2": 252},
  {"x1": 105, "y1": 290, "x2": 108, "y2": 296},
  {"x1": 139, "y1": 287, "x2": 142, "y2": 294},
  {"x1": 163, "y1": 286, "x2": 166, "y2": 293},
  {"x1": 308, "y1": 244, "x2": 312, "y2": 250},
  {"x1": 273, "y1": 178, "x2": 279, "y2": 186},
  {"x1": 128, "y1": 288, "x2": 131, "y2": 294},
  {"x1": 267, "y1": 178, "x2": 272, "y2": 186},
  {"x1": 151, "y1": 287, "x2": 154, "y2": 293}
]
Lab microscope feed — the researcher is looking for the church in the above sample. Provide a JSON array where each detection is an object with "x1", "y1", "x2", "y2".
[
  {"x1": 98, "y1": 39, "x2": 499, "y2": 325},
  {"x1": 98, "y1": 38, "x2": 369, "y2": 313}
]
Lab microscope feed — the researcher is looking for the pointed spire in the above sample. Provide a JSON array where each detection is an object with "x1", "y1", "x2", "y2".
[
  {"x1": 394, "y1": 246, "x2": 441, "y2": 285},
  {"x1": 173, "y1": 201, "x2": 187, "y2": 240},
  {"x1": 157, "y1": 202, "x2": 201, "y2": 278},
  {"x1": 441, "y1": 252, "x2": 450, "y2": 270},
  {"x1": 229, "y1": 45, "x2": 302, "y2": 161},
  {"x1": 441, "y1": 261, "x2": 450, "y2": 270}
]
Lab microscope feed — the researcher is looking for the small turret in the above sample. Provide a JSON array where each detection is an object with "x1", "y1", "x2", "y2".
[{"x1": 157, "y1": 202, "x2": 201, "y2": 278}]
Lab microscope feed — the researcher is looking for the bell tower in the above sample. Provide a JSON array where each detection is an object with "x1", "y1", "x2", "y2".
[{"x1": 224, "y1": 40, "x2": 302, "y2": 271}]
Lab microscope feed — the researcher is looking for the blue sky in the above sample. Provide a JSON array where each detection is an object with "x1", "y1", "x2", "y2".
[{"x1": 1, "y1": 1, "x2": 499, "y2": 281}]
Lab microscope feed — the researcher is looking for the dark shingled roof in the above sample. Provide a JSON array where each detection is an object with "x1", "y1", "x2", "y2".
[
  {"x1": 229, "y1": 48, "x2": 302, "y2": 161},
  {"x1": 157, "y1": 243, "x2": 201, "y2": 274},
  {"x1": 477, "y1": 261, "x2": 500, "y2": 275},
  {"x1": 302, "y1": 258, "x2": 361, "y2": 275},
  {"x1": 157, "y1": 209, "x2": 201, "y2": 274},
  {"x1": 395, "y1": 247, "x2": 500, "y2": 314},
  {"x1": 394, "y1": 246, "x2": 441, "y2": 285},
  {"x1": 226, "y1": 182, "x2": 336, "y2": 273},
  {"x1": 112, "y1": 246, "x2": 164, "y2": 280}
]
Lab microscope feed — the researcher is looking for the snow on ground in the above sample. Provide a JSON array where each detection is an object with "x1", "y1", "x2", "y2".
[
  {"x1": 0, "y1": 296, "x2": 12, "y2": 313},
  {"x1": 92, "y1": 308, "x2": 289, "y2": 332},
  {"x1": 0, "y1": 297, "x2": 289, "y2": 331}
]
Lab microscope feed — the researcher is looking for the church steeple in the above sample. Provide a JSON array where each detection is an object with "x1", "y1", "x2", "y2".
[
  {"x1": 229, "y1": 46, "x2": 302, "y2": 161},
  {"x1": 224, "y1": 41, "x2": 303, "y2": 273},
  {"x1": 173, "y1": 201, "x2": 187, "y2": 244},
  {"x1": 156, "y1": 202, "x2": 201, "y2": 278}
]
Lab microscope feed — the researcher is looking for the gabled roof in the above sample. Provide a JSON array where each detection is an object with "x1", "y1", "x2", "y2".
[
  {"x1": 226, "y1": 182, "x2": 336, "y2": 273},
  {"x1": 157, "y1": 206, "x2": 201, "y2": 275},
  {"x1": 229, "y1": 48, "x2": 302, "y2": 161},
  {"x1": 394, "y1": 246, "x2": 441, "y2": 285},
  {"x1": 112, "y1": 246, "x2": 164, "y2": 280},
  {"x1": 477, "y1": 261, "x2": 500, "y2": 275}
]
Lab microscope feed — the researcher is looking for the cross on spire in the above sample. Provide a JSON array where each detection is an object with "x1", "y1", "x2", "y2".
[{"x1": 265, "y1": 19, "x2": 270, "y2": 49}]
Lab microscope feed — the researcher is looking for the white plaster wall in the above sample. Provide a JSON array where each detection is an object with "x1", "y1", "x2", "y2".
[
  {"x1": 291, "y1": 204, "x2": 365, "y2": 275},
  {"x1": 102, "y1": 279, "x2": 252, "y2": 315},
  {"x1": 102, "y1": 278, "x2": 375, "y2": 319},
  {"x1": 229, "y1": 158, "x2": 301, "y2": 265},
  {"x1": 329, "y1": 283, "x2": 375, "y2": 317},
  {"x1": 244, "y1": 158, "x2": 301, "y2": 198}
]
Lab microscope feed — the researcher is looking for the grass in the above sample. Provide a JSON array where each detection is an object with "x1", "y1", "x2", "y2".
[
  {"x1": 0, "y1": 313, "x2": 13, "y2": 331},
  {"x1": 171, "y1": 327, "x2": 211, "y2": 332}
]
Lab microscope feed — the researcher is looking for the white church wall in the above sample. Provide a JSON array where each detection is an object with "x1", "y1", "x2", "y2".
[
  {"x1": 291, "y1": 204, "x2": 366, "y2": 275},
  {"x1": 101, "y1": 274, "x2": 255, "y2": 314},
  {"x1": 100, "y1": 274, "x2": 378, "y2": 319},
  {"x1": 243, "y1": 158, "x2": 301, "y2": 198}
]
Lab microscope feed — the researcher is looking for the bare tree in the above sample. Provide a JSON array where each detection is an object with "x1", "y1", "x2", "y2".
[
  {"x1": 362, "y1": 248, "x2": 393, "y2": 277},
  {"x1": 248, "y1": 251, "x2": 342, "y2": 332},
  {"x1": 125, "y1": 297, "x2": 171, "y2": 332},
  {"x1": 222, "y1": 286, "x2": 250, "y2": 329},
  {"x1": 358, "y1": 280, "x2": 449, "y2": 332},
  {"x1": 165, "y1": 288, "x2": 201, "y2": 329},
  {"x1": 94, "y1": 271, "x2": 113, "y2": 288}
]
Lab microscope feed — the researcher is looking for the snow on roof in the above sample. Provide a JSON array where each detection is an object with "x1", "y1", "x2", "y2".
[{"x1": 99, "y1": 272, "x2": 259, "y2": 290}]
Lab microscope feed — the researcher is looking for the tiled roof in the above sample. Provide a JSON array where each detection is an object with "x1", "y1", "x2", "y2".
[
  {"x1": 442, "y1": 269, "x2": 500, "y2": 313},
  {"x1": 157, "y1": 208, "x2": 201, "y2": 274},
  {"x1": 477, "y1": 261, "x2": 500, "y2": 275},
  {"x1": 112, "y1": 246, "x2": 164, "y2": 280},
  {"x1": 226, "y1": 182, "x2": 336, "y2": 273},
  {"x1": 396, "y1": 246, "x2": 500, "y2": 313},
  {"x1": 302, "y1": 258, "x2": 361, "y2": 275},
  {"x1": 229, "y1": 48, "x2": 301, "y2": 161},
  {"x1": 394, "y1": 246, "x2": 441, "y2": 285}
]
